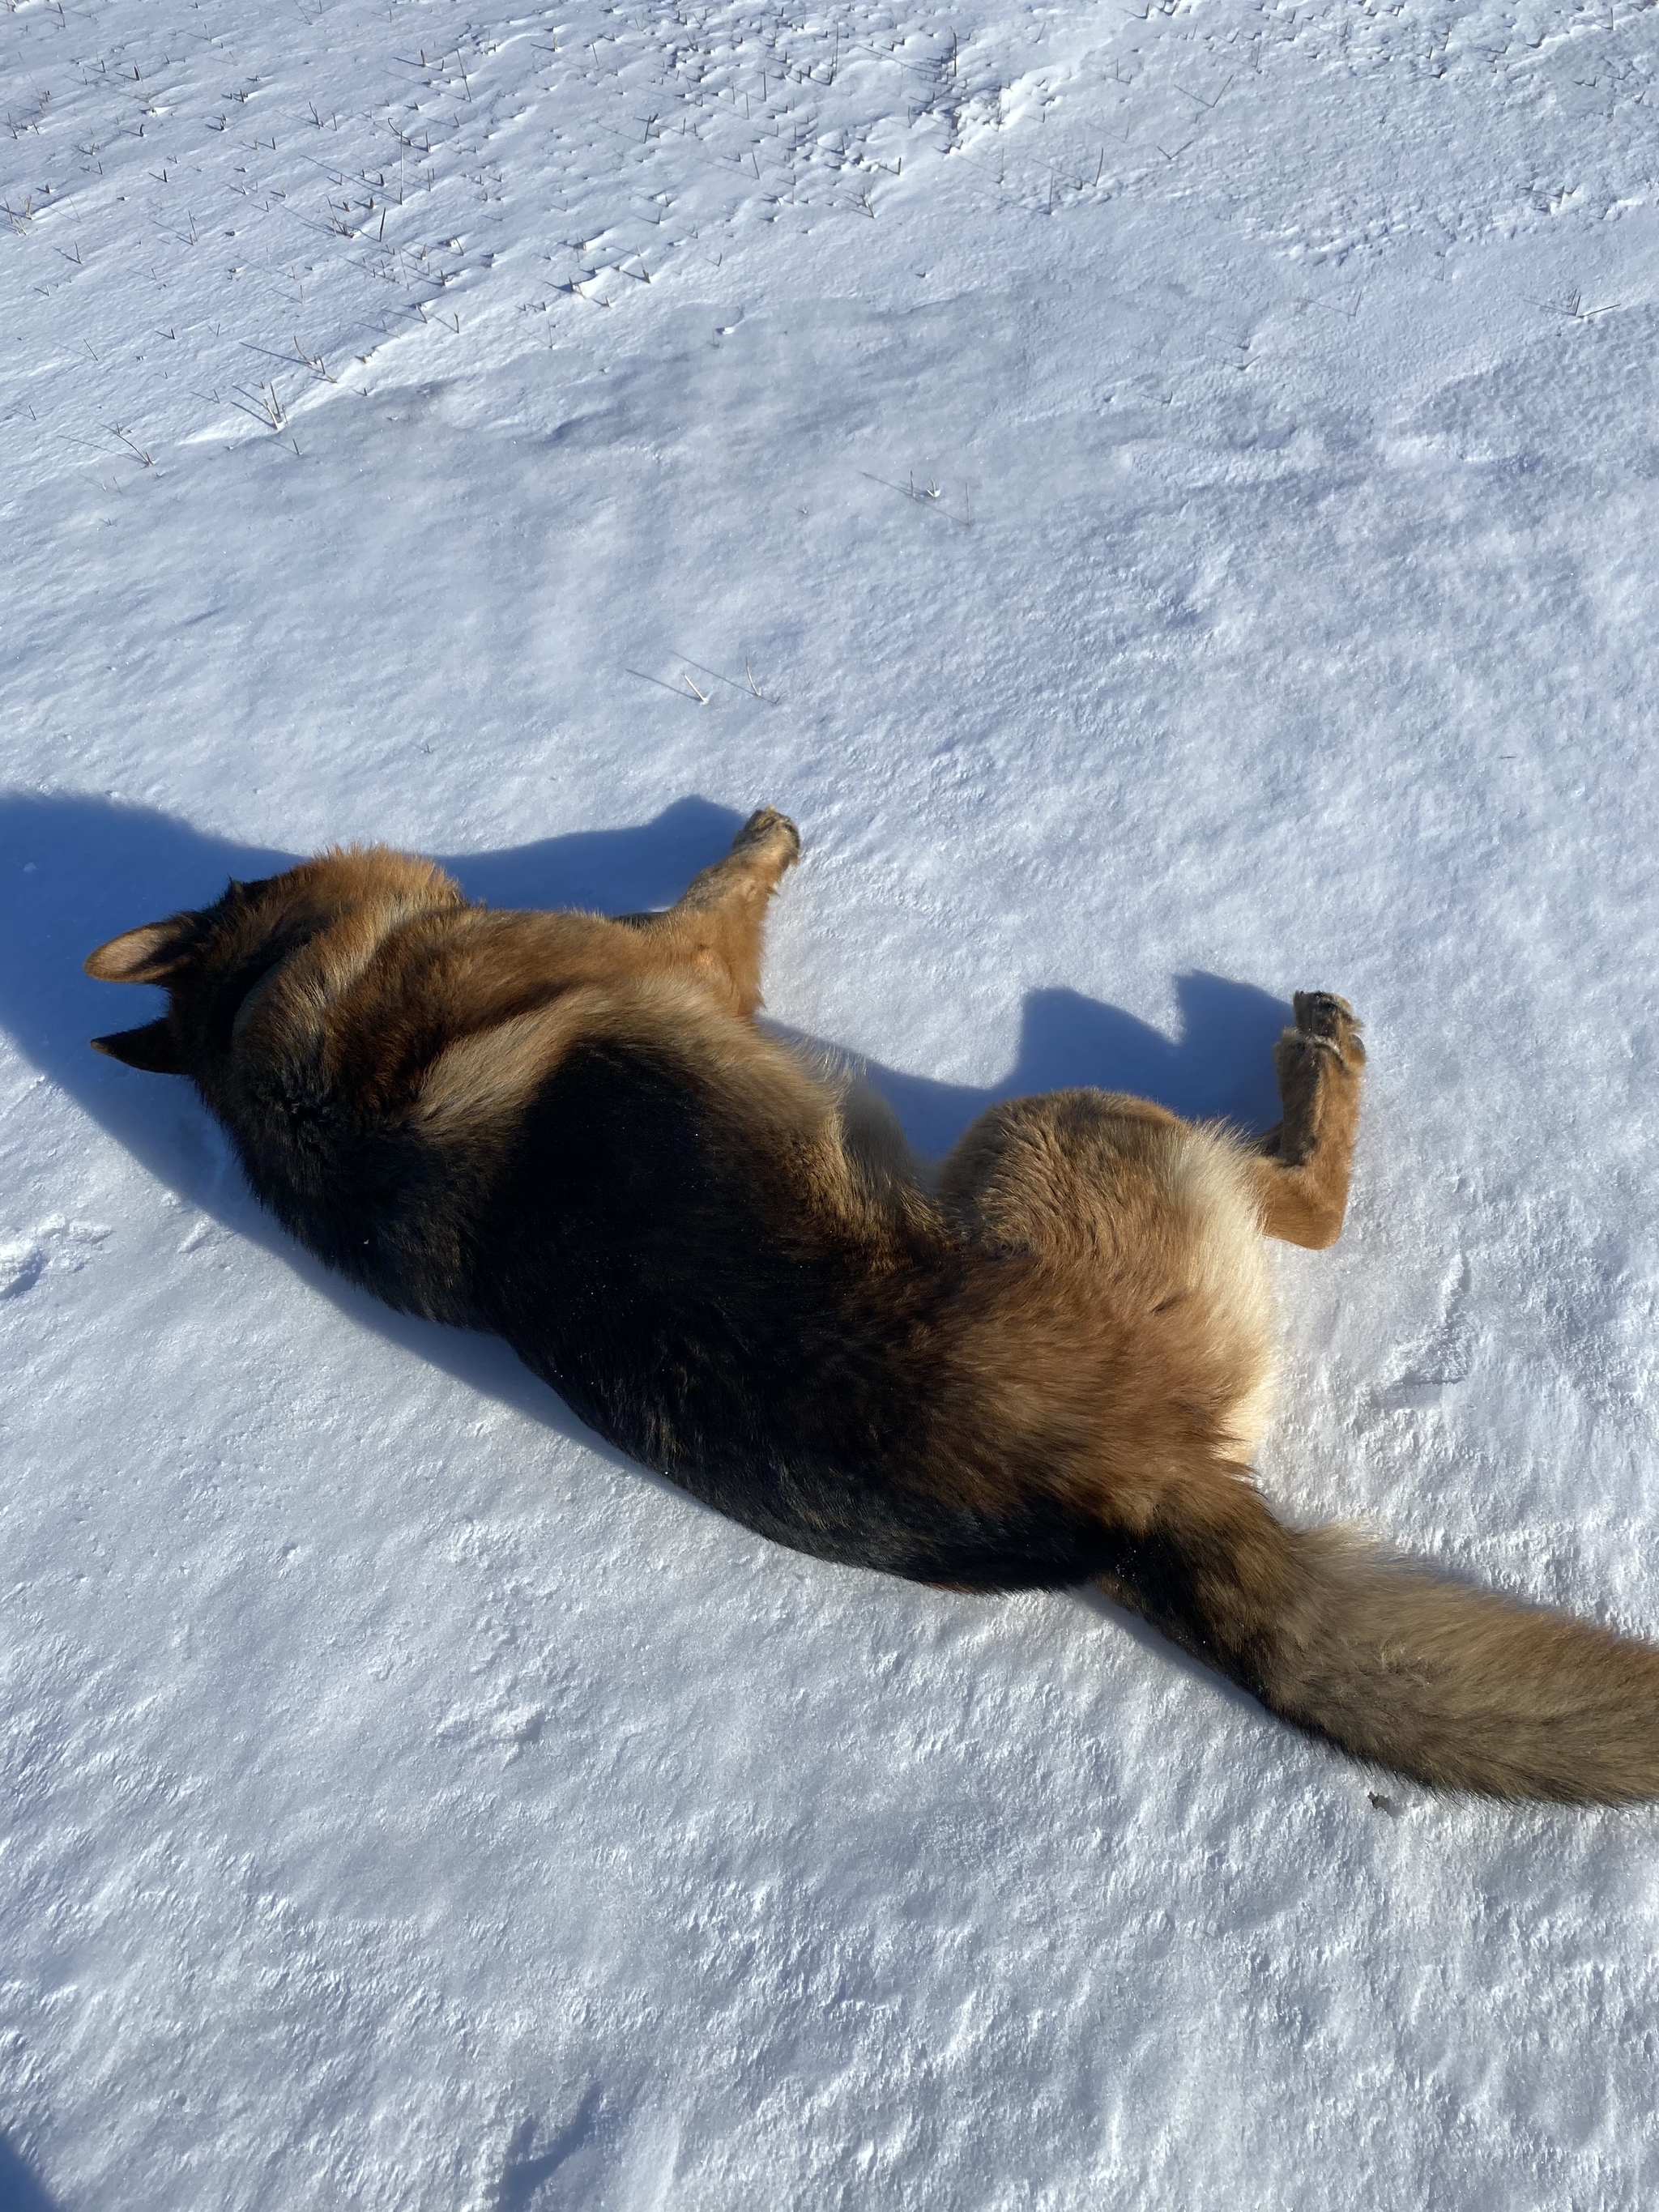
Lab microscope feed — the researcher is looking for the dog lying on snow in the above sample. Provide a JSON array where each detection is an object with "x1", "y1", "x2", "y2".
[{"x1": 87, "y1": 808, "x2": 1659, "y2": 1801}]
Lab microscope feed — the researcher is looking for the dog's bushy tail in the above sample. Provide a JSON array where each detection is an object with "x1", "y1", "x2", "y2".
[{"x1": 1101, "y1": 1475, "x2": 1659, "y2": 1801}]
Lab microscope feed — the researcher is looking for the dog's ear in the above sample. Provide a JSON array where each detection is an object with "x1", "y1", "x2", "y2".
[
  {"x1": 90, "y1": 1019, "x2": 184, "y2": 1075},
  {"x1": 83, "y1": 918, "x2": 194, "y2": 984}
]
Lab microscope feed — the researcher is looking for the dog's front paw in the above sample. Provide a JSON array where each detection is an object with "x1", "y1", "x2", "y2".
[
  {"x1": 732, "y1": 807, "x2": 802, "y2": 869},
  {"x1": 1290, "y1": 991, "x2": 1365, "y2": 1068}
]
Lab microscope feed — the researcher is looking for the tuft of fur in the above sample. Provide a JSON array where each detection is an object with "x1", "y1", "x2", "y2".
[
  {"x1": 1100, "y1": 1491, "x2": 1659, "y2": 1802},
  {"x1": 85, "y1": 818, "x2": 1659, "y2": 1801}
]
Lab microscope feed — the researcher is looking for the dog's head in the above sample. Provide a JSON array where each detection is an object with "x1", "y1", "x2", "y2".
[{"x1": 85, "y1": 846, "x2": 461, "y2": 1082}]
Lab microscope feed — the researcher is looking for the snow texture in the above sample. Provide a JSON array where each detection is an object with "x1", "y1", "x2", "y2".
[{"x1": 4, "y1": 1, "x2": 1659, "y2": 2205}]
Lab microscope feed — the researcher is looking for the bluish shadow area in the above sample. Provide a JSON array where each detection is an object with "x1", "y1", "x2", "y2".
[
  {"x1": 491, "y1": 2094, "x2": 606, "y2": 2210},
  {"x1": 863, "y1": 972, "x2": 1286, "y2": 1157},
  {"x1": 0, "y1": 2133, "x2": 61, "y2": 2212},
  {"x1": 0, "y1": 788, "x2": 1289, "y2": 1452}
]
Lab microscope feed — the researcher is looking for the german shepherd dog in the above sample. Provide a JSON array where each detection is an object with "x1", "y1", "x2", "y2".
[{"x1": 86, "y1": 810, "x2": 1659, "y2": 1801}]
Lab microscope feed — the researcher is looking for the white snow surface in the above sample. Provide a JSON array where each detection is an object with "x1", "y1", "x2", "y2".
[{"x1": 5, "y1": 0, "x2": 1659, "y2": 2204}]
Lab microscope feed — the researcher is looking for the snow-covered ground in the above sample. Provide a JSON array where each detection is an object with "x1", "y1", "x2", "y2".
[{"x1": 6, "y1": 2, "x2": 1659, "y2": 2205}]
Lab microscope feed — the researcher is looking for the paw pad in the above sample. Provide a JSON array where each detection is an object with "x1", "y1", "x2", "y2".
[
  {"x1": 734, "y1": 807, "x2": 802, "y2": 865},
  {"x1": 1290, "y1": 991, "x2": 1365, "y2": 1066}
]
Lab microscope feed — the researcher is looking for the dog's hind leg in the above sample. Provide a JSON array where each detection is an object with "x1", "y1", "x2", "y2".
[
  {"x1": 616, "y1": 808, "x2": 800, "y2": 1016},
  {"x1": 1249, "y1": 993, "x2": 1365, "y2": 1250}
]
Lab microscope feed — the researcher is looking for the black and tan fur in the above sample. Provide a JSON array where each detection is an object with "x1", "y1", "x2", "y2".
[{"x1": 87, "y1": 811, "x2": 1659, "y2": 1801}]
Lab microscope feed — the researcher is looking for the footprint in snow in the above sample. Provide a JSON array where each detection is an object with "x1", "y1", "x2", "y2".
[
  {"x1": 0, "y1": 1240, "x2": 45, "y2": 1300},
  {"x1": 436, "y1": 1696, "x2": 548, "y2": 1760},
  {"x1": 0, "y1": 1220, "x2": 112, "y2": 1298},
  {"x1": 1376, "y1": 1253, "x2": 1477, "y2": 1410}
]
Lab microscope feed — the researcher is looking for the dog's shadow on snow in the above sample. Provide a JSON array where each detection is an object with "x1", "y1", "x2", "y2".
[
  {"x1": 0, "y1": 791, "x2": 1285, "y2": 1703},
  {"x1": 0, "y1": 2133, "x2": 61, "y2": 2212}
]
